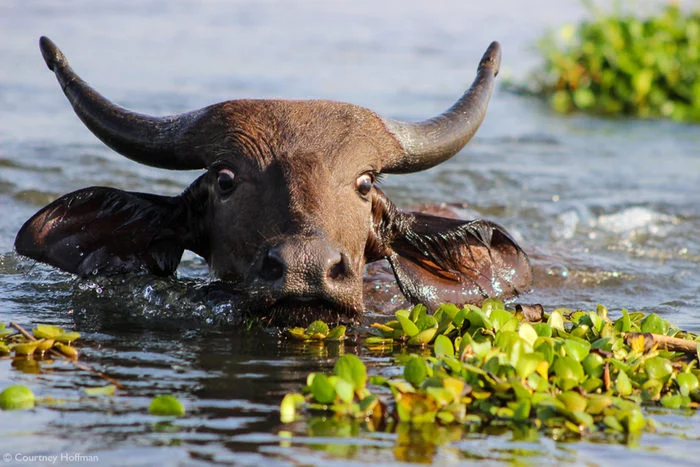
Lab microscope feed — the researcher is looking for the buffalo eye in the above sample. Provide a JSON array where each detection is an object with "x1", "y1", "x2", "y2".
[
  {"x1": 217, "y1": 168, "x2": 236, "y2": 194},
  {"x1": 355, "y1": 173, "x2": 374, "y2": 198}
]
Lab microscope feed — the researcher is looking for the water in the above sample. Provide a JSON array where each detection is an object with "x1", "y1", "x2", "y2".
[{"x1": 1, "y1": 0, "x2": 699, "y2": 465}]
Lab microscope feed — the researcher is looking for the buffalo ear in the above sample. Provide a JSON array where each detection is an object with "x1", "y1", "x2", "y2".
[
  {"x1": 368, "y1": 190, "x2": 532, "y2": 309},
  {"x1": 15, "y1": 187, "x2": 189, "y2": 277}
]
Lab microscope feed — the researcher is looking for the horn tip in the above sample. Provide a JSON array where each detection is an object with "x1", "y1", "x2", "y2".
[
  {"x1": 39, "y1": 36, "x2": 65, "y2": 72},
  {"x1": 479, "y1": 41, "x2": 502, "y2": 76}
]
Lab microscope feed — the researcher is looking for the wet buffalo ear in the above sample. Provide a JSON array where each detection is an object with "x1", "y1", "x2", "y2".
[
  {"x1": 368, "y1": 190, "x2": 532, "y2": 309},
  {"x1": 14, "y1": 187, "x2": 190, "y2": 277}
]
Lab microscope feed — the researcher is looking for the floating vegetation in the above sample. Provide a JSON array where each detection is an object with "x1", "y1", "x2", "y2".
[
  {"x1": 286, "y1": 320, "x2": 347, "y2": 342},
  {"x1": 529, "y1": 2, "x2": 700, "y2": 122},
  {"x1": 281, "y1": 300, "x2": 700, "y2": 443},
  {"x1": 0, "y1": 322, "x2": 81, "y2": 360},
  {"x1": 149, "y1": 395, "x2": 186, "y2": 417},
  {"x1": 0, "y1": 385, "x2": 35, "y2": 410}
]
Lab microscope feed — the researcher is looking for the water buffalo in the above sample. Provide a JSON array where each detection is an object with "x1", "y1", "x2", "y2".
[{"x1": 15, "y1": 37, "x2": 532, "y2": 325}]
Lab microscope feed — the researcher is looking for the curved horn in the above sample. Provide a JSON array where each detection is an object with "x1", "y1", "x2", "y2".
[
  {"x1": 381, "y1": 41, "x2": 501, "y2": 174},
  {"x1": 40, "y1": 36, "x2": 208, "y2": 170}
]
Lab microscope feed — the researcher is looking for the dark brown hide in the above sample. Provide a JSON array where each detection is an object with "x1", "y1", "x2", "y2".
[{"x1": 15, "y1": 37, "x2": 532, "y2": 325}]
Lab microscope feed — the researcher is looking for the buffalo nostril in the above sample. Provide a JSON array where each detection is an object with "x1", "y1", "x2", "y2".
[
  {"x1": 260, "y1": 248, "x2": 285, "y2": 282},
  {"x1": 327, "y1": 252, "x2": 349, "y2": 281}
]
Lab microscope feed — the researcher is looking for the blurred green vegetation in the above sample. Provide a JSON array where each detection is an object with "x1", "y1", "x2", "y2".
[{"x1": 533, "y1": 1, "x2": 700, "y2": 122}]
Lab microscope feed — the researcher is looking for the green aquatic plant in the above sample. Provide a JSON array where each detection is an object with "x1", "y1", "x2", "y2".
[
  {"x1": 286, "y1": 320, "x2": 347, "y2": 342},
  {"x1": 281, "y1": 301, "x2": 700, "y2": 442},
  {"x1": 532, "y1": 2, "x2": 700, "y2": 122},
  {"x1": 149, "y1": 395, "x2": 186, "y2": 417},
  {"x1": 0, "y1": 385, "x2": 36, "y2": 410}
]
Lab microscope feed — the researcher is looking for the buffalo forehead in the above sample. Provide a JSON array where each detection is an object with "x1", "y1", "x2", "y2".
[{"x1": 211, "y1": 99, "x2": 402, "y2": 168}]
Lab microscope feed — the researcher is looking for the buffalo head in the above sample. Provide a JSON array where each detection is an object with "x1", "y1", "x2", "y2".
[{"x1": 15, "y1": 37, "x2": 532, "y2": 325}]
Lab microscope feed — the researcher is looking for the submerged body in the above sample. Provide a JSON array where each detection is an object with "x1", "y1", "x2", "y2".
[{"x1": 15, "y1": 37, "x2": 532, "y2": 326}]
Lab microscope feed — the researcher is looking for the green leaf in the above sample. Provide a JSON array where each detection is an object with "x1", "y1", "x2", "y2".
[
  {"x1": 676, "y1": 372, "x2": 699, "y2": 397},
  {"x1": 404, "y1": 356, "x2": 428, "y2": 388},
  {"x1": 644, "y1": 356, "x2": 673, "y2": 383},
  {"x1": 434, "y1": 335, "x2": 454, "y2": 359},
  {"x1": 280, "y1": 393, "x2": 305, "y2": 423},
  {"x1": 0, "y1": 385, "x2": 35, "y2": 411},
  {"x1": 563, "y1": 336, "x2": 591, "y2": 362},
  {"x1": 32, "y1": 324, "x2": 63, "y2": 339},
  {"x1": 310, "y1": 374, "x2": 336, "y2": 404},
  {"x1": 54, "y1": 331, "x2": 81, "y2": 343},
  {"x1": 334, "y1": 354, "x2": 367, "y2": 393},
  {"x1": 305, "y1": 320, "x2": 329, "y2": 336},
  {"x1": 518, "y1": 323, "x2": 539, "y2": 346},
  {"x1": 149, "y1": 395, "x2": 185, "y2": 417},
  {"x1": 333, "y1": 377, "x2": 355, "y2": 404},
  {"x1": 325, "y1": 325, "x2": 346, "y2": 341},
  {"x1": 408, "y1": 327, "x2": 438, "y2": 346},
  {"x1": 614, "y1": 309, "x2": 631, "y2": 332},
  {"x1": 397, "y1": 315, "x2": 420, "y2": 338},
  {"x1": 83, "y1": 385, "x2": 116, "y2": 397},
  {"x1": 616, "y1": 370, "x2": 633, "y2": 396},
  {"x1": 640, "y1": 313, "x2": 669, "y2": 335},
  {"x1": 548, "y1": 310, "x2": 565, "y2": 331}
]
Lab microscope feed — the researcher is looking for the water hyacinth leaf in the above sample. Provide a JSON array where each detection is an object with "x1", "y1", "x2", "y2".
[
  {"x1": 442, "y1": 377, "x2": 466, "y2": 401},
  {"x1": 10, "y1": 341, "x2": 40, "y2": 356},
  {"x1": 490, "y1": 308, "x2": 514, "y2": 331},
  {"x1": 640, "y1": 313, "x2": 669, "y2": 335},
  {"x1": 436, "y1": 303, "x2": 460, "y2": 322},
  {"x1": 306, "y1": 320, "x2": 329, "y2": 336},
  {"x1": 516, "y1": 352, "x2": 545, "y2": 379},
  {"x1": 334, "y1": 377, "x2": 355, "y2": 404},
  {"x1": 563, "y1": 336, "x2": 591, "y2": 362},
  {"x1": 409, "y1": 304, "x2": 427, "y2": 323},
  {"x1": 310, "y1": 374, "x2": 337, "y2": 404},
  {"x1": 54, "y1": 331, "x2": 81, "y2": 343},
  {"x1": 586, "y1": 394, "x2": 613, "y2": 415},
  {"x1": 287, "y1": 327, "x2": 308, "y2": 340},
  {"x1": 581, "y1": 352, "x2": 605, "y2": 378},
  {"x1": 518, "y1": 323, "x2": 539, "y2": 346},
  {"x1": 365, "y1": 336, "x2": 393, "y2": 346},
  {"x1": 149, "y1": 395, "x2": 185, "y2": 417},
  {"x1": 334, "y1": 354, "x2": 367, "y2": 394},
  {"x1": 558, "y1": 391, "x2": 587, "y2": 413},
  {"x1": 548, "y1": 310, "x2": 565, "y2": 331},
  {"x1": 532, "y1": 323, "x2": 553, "y2": 338},
  {"x1": 676, "y1": 372, "x2": 699, "y2": 397},
  {"x1": 280, "y1": 393, "x2": 305, "y2": 423},
  {"x1": 415, "y1": 314, "x2": 437, "y2": 332},
  {"x1": 641, "y1": 378, "x2": 663, "y2": 402},
  {"x1": 397, "y1": 315, "x2": 420, "y2": 338},
  {"x1": 621, "y1": 409, "x2": 646, "y2": 434},
  {"x1": 644, "y1": 356, "x2": 673, "y2": 383},
  {"x1": 614, "y1": 309, "x2": 632, "y2": 332},
  {"x1": 83, "y1": 385, "x2": 116, "y2": 397},
  {"x1": 404, "y1": 356, "x2": 428, "y2": 388},
  {"x1": 660, "y1": 394, "x2": 687, "y2": 409},
  {"x1": 511, "y1": 399, "x2": 531, "y2": 422},
  {"x1": 615, "y1": 369, "x2": 633, "y2": 396},
  {"x1": 54, "y1": 342, "x2": 78, "y2": 359},
  {"x1": 0, "y1": 385, "x2": 35, "y2": 410},
  {"x1": 32, "y1": 324, "x2": 63, "y2": 339},
  {"x1": 434, "y1": 335, "x2": 454, "y2": 359},
  {"x1": 408, "y1": 327, "x2": 438, "y2": 346},
  {"x1": 466, "y1": 308, "x2": 492, "y2": 330},
  {"x1": 325, "y1": 325, "x2": 346, "y2": 341},
  {"x1": 553, "y1": 356, "x2": 585, "y2": 388}
]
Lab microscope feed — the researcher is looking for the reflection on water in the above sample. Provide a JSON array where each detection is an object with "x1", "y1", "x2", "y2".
[{"x1": 1, "y1": 0, "x2": 699, "y2": 465}]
